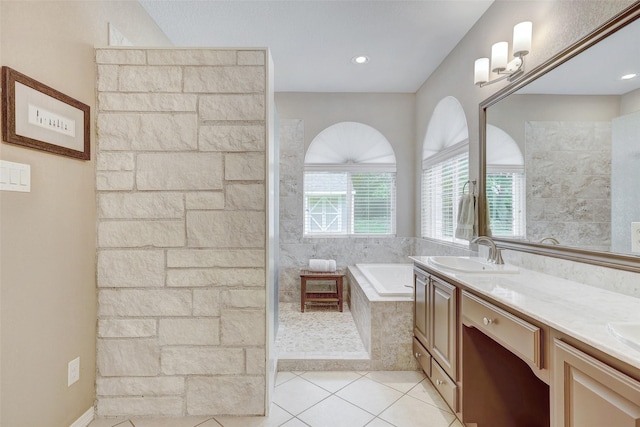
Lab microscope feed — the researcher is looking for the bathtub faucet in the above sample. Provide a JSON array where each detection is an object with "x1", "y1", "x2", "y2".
[{"x1": 472, "y1": 236, "x2": 504, "y2": 265}]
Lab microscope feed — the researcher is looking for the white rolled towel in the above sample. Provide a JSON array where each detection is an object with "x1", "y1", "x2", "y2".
[{"x1": 309, "y1": 259, "x2": 337, "y2": 272}]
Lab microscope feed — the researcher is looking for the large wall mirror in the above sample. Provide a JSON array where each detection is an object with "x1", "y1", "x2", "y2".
[{"x1": 479, "y1": 3, "x2": 640, "y2": 272}]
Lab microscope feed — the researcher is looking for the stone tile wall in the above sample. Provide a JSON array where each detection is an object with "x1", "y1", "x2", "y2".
[
  {"x1": 347, "y1": 268, "x2": 418, "y2": 371},
  {"x1": 525, "y1": 121, "x2": 611, "y2": 251},
  {"x1": 95, "y1": 48, "x2": 268, "y2": 417},
  {"x1": 278, "y1": 118, "x2": 472, "y2": 303}
]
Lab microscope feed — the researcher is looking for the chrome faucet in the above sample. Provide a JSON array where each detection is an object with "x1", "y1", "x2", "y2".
[
  {"x1": 539, "y1": 236, "x2": 560, "y2": 245},
  {"x1": 472, "y1": 236, "x2": 504, "y2": 265}
]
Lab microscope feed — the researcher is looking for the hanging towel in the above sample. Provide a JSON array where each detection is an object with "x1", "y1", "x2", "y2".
[
  {"x1": 455, "y1": 193, "x2": 476, "y2": 241},
  {"x1": 308, "y1": 259, "x2": 337, "y2": 272}
]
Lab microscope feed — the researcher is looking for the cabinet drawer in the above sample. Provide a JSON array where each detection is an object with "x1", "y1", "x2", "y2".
[
  {"x1": 431, "y1": 358, "x2": 458, "y2": 412},
  {"x1": 462, "y1": 291, "x2": 542, "y2": 368},
  {"x1": 413, "y1": 337, "x2": 431, "y2": 377}
]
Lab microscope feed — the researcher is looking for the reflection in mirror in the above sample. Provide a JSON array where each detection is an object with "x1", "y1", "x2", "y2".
[
  {"x1": 481, "y1": 4, "x2": 640, "y2": 267},
  {"x1": 485, "y1": 124, "x2": 525, "y2": 239}
]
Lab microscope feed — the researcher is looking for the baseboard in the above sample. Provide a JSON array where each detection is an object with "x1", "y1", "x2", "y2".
[{"x1": 70, "y1": 407, "x2": 95, "y2": 427}]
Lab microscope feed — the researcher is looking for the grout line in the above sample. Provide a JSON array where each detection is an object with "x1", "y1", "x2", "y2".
[
  {"x1": 98, "y1": 371, "x2": 452, "y2": 427},
  {"x1": 301, "y1": 371, "x2": 459, "y2": 427},
  {"x1": 195, "y1": 417, "x2": 222, "y2": 427},
  {"x1": 291, "y1": 417, "x2": 312, "y2": 426}
]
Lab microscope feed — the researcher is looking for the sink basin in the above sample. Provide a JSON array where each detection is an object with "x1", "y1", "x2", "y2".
[
  {"x1": 427, "y1": 256, "x2": 519, "y2": 274},
  {"x1": 608, "y1": 322, "x2": 640, "y2": 352}
]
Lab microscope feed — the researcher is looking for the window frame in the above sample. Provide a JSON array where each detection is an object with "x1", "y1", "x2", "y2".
[
  {"x1": 421, "y1": 141, "x2": 470, "y2": 245},
  {"x1": 486, "y1": 165, "x2": 526, "y2": 239},
  {"x1": 303, "y1": 163, "x2": 397, "y2": 238}
]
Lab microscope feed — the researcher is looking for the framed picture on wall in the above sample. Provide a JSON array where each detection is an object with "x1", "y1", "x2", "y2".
[{"x1": 1, "y1": 66, "x2": 90, "y2": 160}]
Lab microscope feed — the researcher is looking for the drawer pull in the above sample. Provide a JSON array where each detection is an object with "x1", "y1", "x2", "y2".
[
  {"x1": 436, "y1": 379, "x2": 444, "y2": 385},
  {"x1": 483, "y1": 317, "x2": 495, "y2": 325},
  {"x1": 415, "y1": 352, "x2": 421, "y2": 358}
]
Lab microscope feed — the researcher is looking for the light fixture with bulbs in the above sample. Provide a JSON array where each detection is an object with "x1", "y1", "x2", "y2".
[{"x1": 474, "y1": 21, "x2": 532, "y2": 87}]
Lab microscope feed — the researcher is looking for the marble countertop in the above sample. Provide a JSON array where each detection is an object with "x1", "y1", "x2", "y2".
[{"x1": 410, "y1": 255, "x2": 640, "y2": 371}]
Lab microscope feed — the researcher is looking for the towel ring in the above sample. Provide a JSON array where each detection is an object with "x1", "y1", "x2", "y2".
[{"x1": 462, "y1": 179, "x2": 477, "y2": 195}]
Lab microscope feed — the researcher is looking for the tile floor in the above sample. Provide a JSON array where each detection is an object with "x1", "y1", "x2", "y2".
[
  {"x1": 276, "y1": 302, "x2": 368, "y2": 360},
  {"x1": 89, "y1": 370, "x2": 462, "y2": 427},
  {"x1": 91, "y1": 300, "x2": 458, "y2": 426}
]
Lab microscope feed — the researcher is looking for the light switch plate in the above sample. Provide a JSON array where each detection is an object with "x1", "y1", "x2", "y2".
[
  {"x1": 0, "y1": 160, "x2": 30, "y2": 192},
  {"x1": 68, "y1": 357, "x2": 80, "y2": 387},
  {"x1": 632, "y1": 222, "x2": 640, "y2": 254}
]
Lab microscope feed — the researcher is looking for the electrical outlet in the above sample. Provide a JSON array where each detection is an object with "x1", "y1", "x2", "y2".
[
  {"x1": 632, "y1": 222, "x2": 640, "y2": 254},
  {"x1": 68, "y1": 357, "x2": 80, "y2": 387}
]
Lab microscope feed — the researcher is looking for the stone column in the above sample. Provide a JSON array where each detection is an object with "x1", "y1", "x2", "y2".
[{"x1": 95, "y1": 48, "x2": 268, "y2": 417}]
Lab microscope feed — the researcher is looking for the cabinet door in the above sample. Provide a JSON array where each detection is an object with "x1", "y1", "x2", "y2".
[
  {"x1": 414, "y1": 270, "x2": 429, "y2": 346},
  {"x1": 431, "y1": 277, "x2": 457, "y2": 380},
  {"x1": 553, "y1": 339, "x2": 640, "y2": 427}
]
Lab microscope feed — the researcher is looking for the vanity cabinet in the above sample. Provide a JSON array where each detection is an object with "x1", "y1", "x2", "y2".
[
  {"x1": 413, "y1": 267, "x2": 458, "y2": 411},
  {"x1": 414, "y1": 269, "x2": 429, "y2": 347},
  {"x1": 431, "y1": 276, "x2": 457, "y2": 378},
  {"x1": 462, "y1": 290, "x2": 549, "y2": 427},
  {"x1": 412, "y1": 257, "x2": 640, "y2": 427},
  {"x1": 462, "y1": 290, "x2": 542, "y2": 369},
  {"x1": 553, "y1": 339, "x2": 640, "y2": 427}
]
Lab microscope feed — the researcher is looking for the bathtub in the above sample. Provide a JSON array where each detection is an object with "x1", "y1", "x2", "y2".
[
  {"x1": 355, "y1": 263, "x2": 414, "y2": 297},
  {"x1": 347, "y1": 263, "x2": 417, "y2": 370}
]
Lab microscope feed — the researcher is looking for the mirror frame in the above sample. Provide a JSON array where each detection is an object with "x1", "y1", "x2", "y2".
[{"x1": 478, "y1": 3, "x2": 640, "y2": 273}]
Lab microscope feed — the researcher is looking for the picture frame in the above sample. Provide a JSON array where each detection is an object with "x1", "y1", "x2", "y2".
[{"x1": 1, "y1": 66, "x2": 90, "y2": 160}]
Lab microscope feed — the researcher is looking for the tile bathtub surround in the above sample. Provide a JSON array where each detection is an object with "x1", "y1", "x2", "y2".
[
  {"x1": 347, "y1": 270, "x2": 417, "y2": 371},
  {"x1": 277, "y1": 119, "x2": 474, "y2": 304},
  {"x1": 95, "y1": 48, "x2": 270, "y2": 417},
  {"x1": 90, "y1": 371, "x2": 463, "y2": 427}
]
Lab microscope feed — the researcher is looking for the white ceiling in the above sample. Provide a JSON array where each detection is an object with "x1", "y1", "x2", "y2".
[
  {"x1": 139, "y1": 0, "x2": 493, "y2": 93},
  {"x1": 519, "y1": 17, "x2": 640, "y2": 96}
]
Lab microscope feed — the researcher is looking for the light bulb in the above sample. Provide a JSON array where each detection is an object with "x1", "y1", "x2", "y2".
[
  {"x1": 491, "y1": 42, "x2": 508, "y2": 72},
  {"x1": 474, "y1": 58, "x2": 490, "y2": 85},
  {"x1": 513, "y1": 21, "x2": 532, "y2": 57}
]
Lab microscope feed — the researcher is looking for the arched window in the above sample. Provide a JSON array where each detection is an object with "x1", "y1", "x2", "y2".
[
  {"x1": 486, "y1": 124, "x2": 525, "y2": 238},
  {"x1": 304, "y1": 122, "x2": 396, "y2": 236},
  {"x1": 421, "y1": 97, "x2": 469, "y2": 243}
]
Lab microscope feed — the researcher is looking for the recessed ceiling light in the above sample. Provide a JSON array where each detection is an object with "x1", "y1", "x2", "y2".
[
  {"x1": 352, "y1": 55, "x2": 369, "y2": 65},
  {"x1": 621, "y1": 73, "x2": 638, "y2": 80}
]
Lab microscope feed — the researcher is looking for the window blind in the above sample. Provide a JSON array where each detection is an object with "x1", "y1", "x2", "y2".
[
  {"x1": 304, "y1": 171, "x2": 395, "y2": 236},
  {"x1": 486, "y1": 172, "x2": 525, "y2": 238},
  {"x1": 421, "y1": 151, "x2": 469, "y2": 243}
]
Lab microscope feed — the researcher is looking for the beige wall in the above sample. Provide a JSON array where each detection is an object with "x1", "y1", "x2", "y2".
[
  {"x1": 621, "y1": 87, "x2": 640, "y2": 114},
  {"x1": 414, "y1": 0, "x2": 635, "y2": 233},
  {"x1": 275, "y1": 92, "x2": 416, "y2": 236},
  {"x1": 488, "y1": 94, "x2": 620, "y2": 153},
  {"x1": 1, "y1": 0, "x2": 638, "y2": 424},
  {"x1": 0, "y1": 2, "x2": 169, "y2": 426}
]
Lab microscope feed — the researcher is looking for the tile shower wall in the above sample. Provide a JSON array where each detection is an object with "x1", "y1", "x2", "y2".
[
  {"x1": 95, "y1": 48, "x2": 268, "y2": 417},
  {"x1": 279, "y1": 118, "x2": 410, "y2": 303},
  {"x1": 278, "y1": 118, "x2": 472, "y2": 303},
  {"x1": 525, "y1": 121, "x2": 611, "y2": 251}
]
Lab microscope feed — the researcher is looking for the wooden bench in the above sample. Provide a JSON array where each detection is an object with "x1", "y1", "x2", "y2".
[{"x1": 300, "y1": 270, "x2": 344, "y2": 312}]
